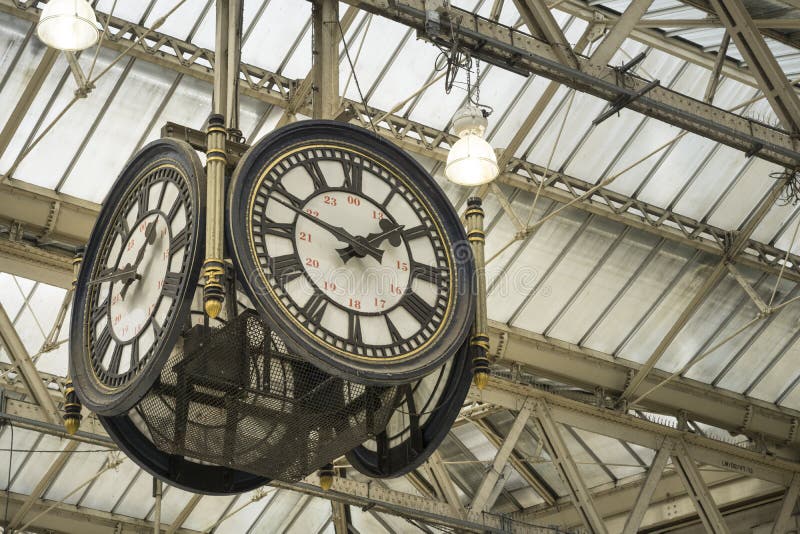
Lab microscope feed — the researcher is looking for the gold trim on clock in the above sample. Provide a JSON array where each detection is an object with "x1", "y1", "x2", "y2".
[{"x1": 245, "y1": 141, "x2": 457, "y2": 363}]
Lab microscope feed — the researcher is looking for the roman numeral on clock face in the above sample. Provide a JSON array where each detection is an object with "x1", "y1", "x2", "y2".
[
  {"x1": 348, "y1": 313, "x2": 363, "y2": 345},
  {"x1": 304, "y1": 291, "x2": 328, "y2": 324},
  {"x1": 411, "y1": 262, "x2": 445, "y2": 285},
  {"x1": 401, "y1": 291, "x2": 435, "y2": 324},
  {"x1": 269, "y1": 254, "x2": 304, "y2": 283},
  {"x1": 170, "y1": 229, "x2": 189, "y2": 256},
  {"x1": 261, "y1": 219, "x2": 294, "y2": 239},
  {"x1": 342, "y1": 160, "x2": 363, "y2": 193},
  {"x1": 300, "y1": 160, "x2": 328, "y2": 190},
  {"x1": 136, "y1": 185, "x2": 150, "y2": 219}
]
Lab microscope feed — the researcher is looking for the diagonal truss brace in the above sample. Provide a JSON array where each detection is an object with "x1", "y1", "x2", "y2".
[
  {"x1": 771, "y1": 473, "x2": 800, "y2": 534},
  {"x1": 470, "y1": 399, "x2": 533, "y2": 512},
  {"x1": 530, "y1": 401, "x2": 608, "y2": 534},
  {"x1": 671, "y1": 443, "x2": 732, "y2": 534},
  {"x1": 708, "y1": 0, "x2": 800, "y2": 132},
  {"x1": 621, "y1": 437, "x2": 674, "y2": 534}
]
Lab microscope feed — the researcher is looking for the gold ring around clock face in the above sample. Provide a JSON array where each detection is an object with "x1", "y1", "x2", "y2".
[
  {"x1": 70, "y1": 139, "x2": 204, "y2": 415},
  {"x1": 229, "y1": 121, "x2": 474, "y2": 384}
]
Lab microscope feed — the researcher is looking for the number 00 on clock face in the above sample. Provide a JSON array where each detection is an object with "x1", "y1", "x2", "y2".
[{"x1": 229, "y1": 121, "x2": 474, "y2": 383}]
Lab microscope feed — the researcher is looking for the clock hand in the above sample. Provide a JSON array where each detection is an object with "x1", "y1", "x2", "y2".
[
  {"x1": 120, "y1": 221, "x2": 159, "y2": 300},
  {"x1": 89, "y1": 266, "x2": 141, "y2": 286},
  {"x1": 270, "y1": 195, "x2": 384, "y2": 262},
  {"x1": 337, "y1": 219, "x2": 405, "y2": 263}
]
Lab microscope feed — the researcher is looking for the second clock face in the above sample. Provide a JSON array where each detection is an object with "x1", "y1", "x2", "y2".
[{"x1": 230, "y1": 121, "x2": 474, "y2": 383}]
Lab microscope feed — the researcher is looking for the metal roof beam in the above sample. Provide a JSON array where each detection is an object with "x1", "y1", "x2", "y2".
[
  {"x1": 590, "y1": 0, "x2": 654, "y2": 66},
  {"x1": 0, "y1": 490, "x2": 203, "y2": 534},
  {"x1": 1, "y1": 3, "x2": 800, "y2": 282},
  {"x1": 474, "y1": 377, "x2": 800, "y2": 487},
  {"x1": 671, "y1": 443, "x2": 732, "y2": 533},
  {"x1": 511, "y1": 0, "x2": 578, "y2": 67},
  {"x1": 340, "y1": 0, "x2": 800, "y2": 168},
  {"x1": 771, "y1": 474, "x2": 800, "y2": 534},
  {"x1": 709, "y1": 0, "x2": 800, "y2": 132},
  {"x1": 530, "y1": 400, "x2": 608, "y2": 533},
  {"x1": 0, "y1": 302, "x2": 61, "y2": 424},
  {"x1": 473, "y1": 418, "x2": 558, "y2": 506},
  {"x1": 470, "y1": 400, "x2": 532, "y2": 512},
  {"x1": 621, "y1": 437, "x2": 674, "y2": 534}
]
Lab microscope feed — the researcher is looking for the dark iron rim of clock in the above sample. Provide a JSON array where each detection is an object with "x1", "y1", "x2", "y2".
[
  {"x1": 69, "y1": 138, "x2": 205, "y2": 416},
  {"x1": 99, "y1": 412, "x2": 269, "y2": 495},
  {"x1": 345, "y1": 336, "x2": 472, "y2": 478},
  {"x1": 228, "y1": 120, "x2": 475, "y2": 386}
]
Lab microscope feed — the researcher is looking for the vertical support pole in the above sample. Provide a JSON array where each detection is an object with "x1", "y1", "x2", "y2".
[
  {"x1": 153, "y1": 477, "x2": 163, "y2": 534},
  {"x1": 226, "y1": 0, "x2": 244, "y2": 139},
  {"x1": 312, "y1": 0, "x2": 340, "y2": 119},
  {"x1": 465, "y1": 197, "x2": 490, "y2": 389},
  {"x1": 64, "y1": 247, "x2": 83, "y2": 435},
  {"x1": 202, "y1": 0, "x2": 232, "y2": 318}
]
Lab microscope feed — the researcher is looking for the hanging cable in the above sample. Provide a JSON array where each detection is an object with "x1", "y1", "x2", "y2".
[
  {"x1": 339, "y1": 13, "x2": 372, "y2": 109},
  {"x1": 337, "y1": 18, "x2": 377, "y2": 134},
  {"x1": 87, "y1": 0, "x2": 119, "y2": 80}
]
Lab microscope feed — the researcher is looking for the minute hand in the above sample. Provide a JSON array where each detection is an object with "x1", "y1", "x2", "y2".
[{"x1": 270, "y1": 196, "x2": 384, "y2": 262}]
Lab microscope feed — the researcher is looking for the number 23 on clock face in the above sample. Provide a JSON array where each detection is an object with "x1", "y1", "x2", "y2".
[{"x1": 229, "y1": 121, "x2": 475, "y2": 384}]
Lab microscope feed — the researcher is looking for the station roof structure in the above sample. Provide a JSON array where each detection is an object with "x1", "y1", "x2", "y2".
[{"x1": 1, "y1": 0, "x2": 800, "y2": 532}]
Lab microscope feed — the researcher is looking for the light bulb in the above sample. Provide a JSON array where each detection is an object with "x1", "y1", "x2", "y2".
[
  {"x1": 445, "y1": 104, "x2": 499, "y2": 186},
  {"x1": 445, "y1": 134, "x2": 499, "y2": 186},
  {"x1": 37, "y1": 0, "x2": 99, "y2": 51}
]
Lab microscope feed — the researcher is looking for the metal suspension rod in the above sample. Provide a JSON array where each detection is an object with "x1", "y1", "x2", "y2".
[
  {"x1": 202, "y1": 0, "x2": 234, "y2": 319},
  {"x1": 465, "y1": 197, "x2": 489, "y2": 389}
]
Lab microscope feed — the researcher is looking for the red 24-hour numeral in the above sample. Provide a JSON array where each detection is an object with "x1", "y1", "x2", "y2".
[
  {"x1": 305, "y1": 258, "x2": 320, "y2": 268},
  {"x1": 347, "y1": 195, "x2": 360, "y2": 206},
  {"x1": 324, "y1": 196, "x2": 337, "y2": 206},
  {"x1": 299, "y1": 231, "x2": 312, "y2": 242},
  {"x1": 324, "y1": 281, "x2": 337, "y2": 291},
  {"x1": 348, "y1": 298, "x2": 361, "y2": 310}
]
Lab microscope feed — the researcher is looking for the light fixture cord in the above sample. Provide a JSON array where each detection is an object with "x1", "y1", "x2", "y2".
[
  {"x1": 87, "y1": 0, "x2": 120, "y2": 81},
  {"x1": 337, "y1": 17, "x2": 377, "y2": 134}
]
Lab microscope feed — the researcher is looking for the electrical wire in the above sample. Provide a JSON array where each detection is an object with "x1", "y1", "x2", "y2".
[{"x1": 337, "y1": 18, "x2": 377, "y2": 134}]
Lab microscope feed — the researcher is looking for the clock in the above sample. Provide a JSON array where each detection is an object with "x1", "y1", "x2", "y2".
[
  {"x1": 345, "y1": 336, "x2": 472, "y2": 477},
  {"x1": 228, "y1": 121, "x2": 475, "y2": 384},
  {"x1": 70, "y1": 138, "x2": 204, "y2": 415}
]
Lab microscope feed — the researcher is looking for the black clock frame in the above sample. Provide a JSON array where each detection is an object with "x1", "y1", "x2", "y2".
[
  {"x1": 345, "y1": 335, "x2": 472, "y2": 478},
  {"x1": 70, "y1": 138, "x2": 205, "y2": 415},
  {"x1": 99, "y1": 412, "x2": 269, "y2": 495},
  {"x1": 228, "y1": 120, "x2": 475, "y2": 385}
]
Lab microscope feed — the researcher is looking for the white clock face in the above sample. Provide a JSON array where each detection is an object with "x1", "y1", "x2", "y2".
[
  {"x1": 85, "y1": 170, "x2": 192, "y2": 389},
  {"x1": 248, "y1": 145, "x2": 453, "y2": 361}
]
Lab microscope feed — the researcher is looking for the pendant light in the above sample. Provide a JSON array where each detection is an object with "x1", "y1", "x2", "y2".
[
  {"x1": 445, "y1": 104, "x2": 499, "y2": 187},
  {"x1": 37, "y1": 0, "x2": 99, "y2": 52}
]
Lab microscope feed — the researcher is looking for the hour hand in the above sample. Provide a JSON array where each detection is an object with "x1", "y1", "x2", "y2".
[
  {"x1": 270, "y1": 195, "x2": 384, "y2": 261},
  {"x1": 337, "y1": 219, "x2": 404, "y2": 263}
]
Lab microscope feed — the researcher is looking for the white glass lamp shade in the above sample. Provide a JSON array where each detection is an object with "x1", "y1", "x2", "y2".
[
  {"x1": 37, "y1": 0, "x2": 99, "y2": 51},
  {"x1": 445, "y1": 133, "x2": 499, "y2": 186}
]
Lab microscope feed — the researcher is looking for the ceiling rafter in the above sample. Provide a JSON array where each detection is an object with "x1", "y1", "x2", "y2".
[
  {"x1": 3, "y1": 3, "x2": 800, "y2": 285},
  {"x1": 708, "y1": 0, "x2": 800, "y2": 132}
]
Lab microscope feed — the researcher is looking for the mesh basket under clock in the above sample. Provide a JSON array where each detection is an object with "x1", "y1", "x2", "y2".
[{"x1": 135, "y1": 310, "x2": 400, "y2": 482}]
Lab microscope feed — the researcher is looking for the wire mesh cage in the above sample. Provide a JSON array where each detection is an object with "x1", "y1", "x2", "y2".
[{"x1": 135, "y1": 310, "x2": 400, "y2": 482}]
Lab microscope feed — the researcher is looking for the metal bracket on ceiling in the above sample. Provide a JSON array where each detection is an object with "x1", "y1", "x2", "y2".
[
  {"x1": 9, "y1": 221, "x2": 23, "y2": 242},
  {"x1": 63, "y1": 52, "x2": 94, "y2": 99},
  {"x1": 593, "y1": 78, "x2": 661, "y2": 126}
]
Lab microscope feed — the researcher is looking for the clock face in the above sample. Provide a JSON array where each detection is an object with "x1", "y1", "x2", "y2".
[
  {"x1": 229, "y1": 121, "x2": 474, "y2": 384},
  {"x1": 70, "y1": 139, "x2": 204, "y2": 415}
]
